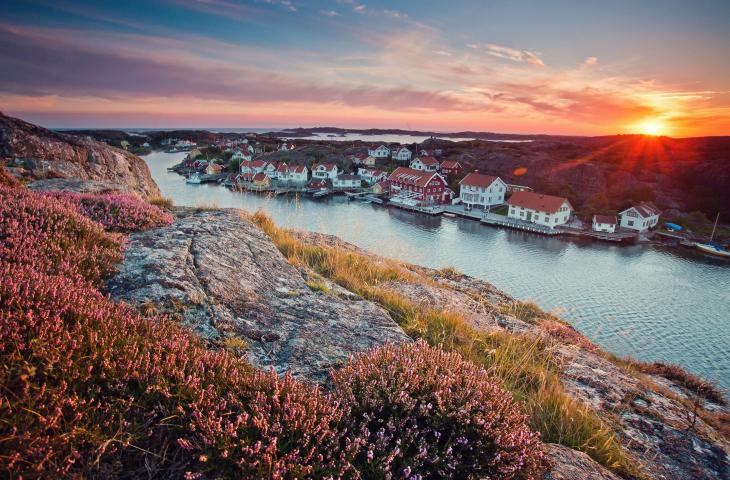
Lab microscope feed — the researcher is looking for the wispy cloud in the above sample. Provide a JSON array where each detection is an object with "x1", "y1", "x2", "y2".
[
  {"x1": 319, "y1": 9, "x2": 340, "y2": 17},
  {"x1": 583, "y1": 56, "x2": 598, "y2": 68},
  {"x1": 485, "y1": 43, "x2": 545, "y2": 67}
]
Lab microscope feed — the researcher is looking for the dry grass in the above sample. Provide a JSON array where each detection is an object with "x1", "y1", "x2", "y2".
[
  {"x1": 149, "y1": 195, "x2": 174, "y2": 210},
  {"x1": 249, "y1": 211, "x2": 645, "y2": 479}
]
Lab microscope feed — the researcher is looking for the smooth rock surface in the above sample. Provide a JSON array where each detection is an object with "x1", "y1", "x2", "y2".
[
  {"x1": 543, "y1": 444, "x2": 622, "y2": 480},
  {"x1": 1, "y1": 113, "x2": 160, "y2": 198},
  {"x1": 107, "y1": 208, "x2": 410, "y2": 382}
]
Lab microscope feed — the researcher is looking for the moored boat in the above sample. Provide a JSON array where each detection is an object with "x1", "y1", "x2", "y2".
[
  {"x1": 186, "y1": 172, "x2": 202, "y2": 184},
  {"x1": 694, "y1": 213, "x2": 729, "y2": 258}
]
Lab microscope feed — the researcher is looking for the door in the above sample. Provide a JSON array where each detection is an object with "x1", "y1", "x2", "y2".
[{"x1": 527, "y1": 212, "x2": 532, "y2": 222}]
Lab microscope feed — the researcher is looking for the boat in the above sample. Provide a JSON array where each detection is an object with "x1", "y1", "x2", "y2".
[
  {"x1": 694, "y1": 213, "x2": 730, "y2": 258},
  {"x1": 186, "y1": 172, "x2": 202, "y2": 184},
  {"x1": 443, "y1": 212, "x2": 457, "y2": 218}
]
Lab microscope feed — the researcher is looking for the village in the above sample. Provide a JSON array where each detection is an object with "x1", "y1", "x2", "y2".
[{"x1": 164, "y1": 135, "x2": 674, "y2": 245}]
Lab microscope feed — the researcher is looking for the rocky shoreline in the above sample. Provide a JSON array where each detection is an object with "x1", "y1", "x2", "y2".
[{"x1": 104, "y1": 206, "x2": 728, "y2": 480}]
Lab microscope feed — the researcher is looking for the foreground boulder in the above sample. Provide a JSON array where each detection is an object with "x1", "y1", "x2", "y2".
[
  {"x1": 108, "y1": 208, "x2": 410, "y2": 381},
  {"x1": 0, "y1": 113, "x2": 159, "y2": 198}
]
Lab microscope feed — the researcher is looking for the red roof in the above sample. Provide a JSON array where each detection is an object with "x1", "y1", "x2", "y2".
[
  {"x1": 313, "y1": 163, "x2": 337, "y2": 171},
  {"x1": 252, "y1": 172, "x2": 269, "y2": 182},
  {"x1": 440, "y1": 160, "x2": 462, "y2": 169},
  {"x1": 593, "y1": 215, "x2": 618, "y2": 225},
  {"x1": 250, "y1": 159, "x2": 267, "y2": 168},
  {"x1": 290, "y1": 165, "x2": 306, "y2": 173},
  {"x1": 276, "y1": 162, "x2": 289, "y2": 172},
  {"x1": 507, "y1": 191, "x2": 572, "y2": 214},
  {"x1": 460, "y1": 172, "x2": 500, "y2": 188},
  {"x1": 373, "y1": 180, "x2": 390, "y2": 189},
  {"x1": 416, "y1": 156, "x2": 439, "y2": 166},
  {"x1": 388, "y1": 167, "x2": 443, "y2": 188}
]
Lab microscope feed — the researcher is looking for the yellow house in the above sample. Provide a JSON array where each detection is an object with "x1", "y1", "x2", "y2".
[
  {"x1": 363, "y1": 155, "x2": 377, "y2": 166},
  {"x1": 188, "y1": 148, "x2": 202, "y2": 160},
  {"x1": 371, "y1": 180, "x2": 390, "y2": 195},
  {"x1": 206, "y1": 163, "x2": 223, "y2": 175},
  {"x1": 251, "y1": 172, "x2": 271, "y2": 189}
]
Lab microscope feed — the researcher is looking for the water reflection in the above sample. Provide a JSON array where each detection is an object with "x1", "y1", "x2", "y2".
[{"x1": 143, "y1": 151, "x2": 730, "y2": 390}]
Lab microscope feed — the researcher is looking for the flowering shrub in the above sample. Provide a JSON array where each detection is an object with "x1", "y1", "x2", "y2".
[
  {"x1": 331, "y1": 340, "x2": 547, "y2": 479},
  {"x1": 0, "y1": 185, "x2": 123, "y2": 284},
  {"x1": 0, "y1": 164, "x2": 19, "y2": 187},
  {"x1": 44, "y1": 191, "x2": 174, "y2": 232}
]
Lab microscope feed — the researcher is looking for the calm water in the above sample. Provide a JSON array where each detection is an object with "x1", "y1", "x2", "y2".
[{"x1": 145, "y1": 152, "x2": 730, "y2": 391}]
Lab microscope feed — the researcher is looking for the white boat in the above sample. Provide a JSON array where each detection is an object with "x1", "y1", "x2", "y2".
[
  {"x1": 443, "y1": 212, "x2": 457, "y2": 218},
  {"x1": 186, "y1": 172, "x2": 202, "y2": 184},
  {"x1": 694, "y1": 213, "x2": 729, "y2": 258}
]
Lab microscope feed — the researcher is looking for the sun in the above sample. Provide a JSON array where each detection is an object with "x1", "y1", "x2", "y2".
[{"x1": 638, "y1": 120, "x2": 664, "y2": 136}]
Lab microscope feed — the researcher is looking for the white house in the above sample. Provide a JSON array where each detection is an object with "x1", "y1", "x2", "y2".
[
  {"x1": 240, "y1": 159, "x2": 268, "y2": 175},
  {"x1": 311, "y1": 163, "x2": 339, "y2": 180},
  {"x1": 358, "y1": 168, "x2": 388, "y2": 185},
  {"x1": 278, "y1": 142, "x2": 295, "y2": 151},
  {"x1": 368, "y1": 144, "x2": 391, "y2": 159},
  {"x1": 287, "y1": 165, "x2": 308, "y2": 184},
  {"x1": 409, "y1": 156, "x2": 440, "y2": 172},
  {"x1": 619, "y1": 203, "x2": 661, "y2": 232},
  {"x1": 392, "y1": 146, "x2": 412, "y2": 162},
  {"x1": 592, "y1": 215, "x2": 618, "y2": 233},
  {"x1": 332, "y1": 174, "x2": 362, "y2": 189},
  {"x1": 459, "y1": 173, "x2": 507, "y2": 209},
  {"x1": 507, "y1": 191, "x2": 573, "y2": 228}
]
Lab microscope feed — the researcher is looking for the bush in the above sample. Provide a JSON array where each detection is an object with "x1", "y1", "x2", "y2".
[
  {"x1": 0, "y1": 164, "x2": 19, "y2": 187},
  {"x1": 331, "y1": 341, "x2": 547, "y2": 479},
  {"x1": 0, "y1": 185, "x2": 123, "y2": 285},
  {"x1": 43, "y1": 191, "x2": 174, "y2": 232}
]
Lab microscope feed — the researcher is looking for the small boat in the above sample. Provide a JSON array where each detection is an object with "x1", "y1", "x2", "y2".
[
  {"x1": 694, "y1": 213, "x2": 729, "y2": 258},
  {"x1": 186, "y1": 172, "x2": 202, "y2": 184},
  {"x1": 443, "y1": 212, "x2": 457, "y2": 218}
]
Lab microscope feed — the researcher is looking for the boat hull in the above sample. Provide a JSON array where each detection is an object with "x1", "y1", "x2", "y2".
[{"x1": 694, "y1": 243, "x2": 730, "y2": 258}]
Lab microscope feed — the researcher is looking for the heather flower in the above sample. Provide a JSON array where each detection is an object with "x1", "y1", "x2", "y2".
[
  {"x1": 43, "y1": 191, "x2": 174, "y2": 232},
  {"x1": 331, "y1": 341, "x2": 548, "y2": 479}
]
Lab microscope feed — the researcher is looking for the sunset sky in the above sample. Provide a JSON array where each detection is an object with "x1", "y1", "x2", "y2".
[{"x1": 1, "y1": 0, "x2": 729, "y2": 136}]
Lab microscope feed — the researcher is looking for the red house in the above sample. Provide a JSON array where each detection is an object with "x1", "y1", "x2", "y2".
[
  {"x1": 440, "y1": 160, "x2": 464, "y2": 179},
  {"x1": 388, "y1": 167, "x2": 453, "y2": 206}
]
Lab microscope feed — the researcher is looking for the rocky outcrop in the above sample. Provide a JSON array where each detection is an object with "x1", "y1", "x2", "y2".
[
  {"x1": 107, "y1": 208, "x2": 409, "y2": 382},
  {"x1": 543, "y1": 444, "x2": 622, "y2": 480},
  {"x1": 27, "y1": 178, "x2": 139, "y2": 196},
  {"x1": 0, "y1": 113, "x2": 159, "y2": 198}
]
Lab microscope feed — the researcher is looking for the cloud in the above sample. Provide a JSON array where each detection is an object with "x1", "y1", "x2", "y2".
[
  {"x1": 319, "y1": 9, "x2": 340, "y2": 17},
  {"x1": 383, "y1": 9, "x2": 408, "y2": 19},
  {"x1": 583, "y1": 56, "x2": 598, "y2": 68},
  {"x1": 485, "y1": 43, "x2": 545, "y2": 67},
  {"x1": 353, "y1": 4, "x2": 367, "y2": 14}
]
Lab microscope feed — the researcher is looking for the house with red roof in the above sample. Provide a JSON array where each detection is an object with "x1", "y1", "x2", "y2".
[
  {"x1": 619, "y1": 203, "x2": 661, "y2": 232},
  {"x1": 287, "y1": 165, "x2": 308, "y2": 184},
  {"x1": 592, "y1": 215, "x2": 618, "y2": 233},
  {"x1": 507, "y1": 191, "x2": 573, "y2": 228},
  {"x1": 367, "y1": 144, "x2": 391, "y2": 159},
  {"x1": 251, "y1": 172, "x2": 271, "y2": 189},
  {"x1": 459, "y1": 173, "x2": 507, "y2": 209},
  {"x1": 409, "y1": 156, "x2": 440, "y2": 172},
  {"x1": 312, "y1": 163, "x2": 339, "y2": 180},
  {"x1": 392, "y1": 146, "x2": 412, "y2": 162},
  {"x1": 388, "y1": 167, "x2": 452, "y2": 206},
  {"x1": 205, "y1": 162, "x2": 223, "y2": 175},
  {"x1": 440, "y1": 160, "x2": 464, "y2": 179}
]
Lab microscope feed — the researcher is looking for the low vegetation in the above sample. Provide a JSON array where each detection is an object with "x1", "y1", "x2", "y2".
[
  {"x1": 332, "y1": 340, "x2": 547, "y2": 479},
  {"x1": 1, "y1": 184, "x2": 546, "y2": 479},
  {"x1": 149, "y1": 195, "x2": 174, "y2": 210},
  {"x1": 250, "y1": 211, "x2": 644, "y2": 478},
  {"x1": 42, "y1": 190, "x2": 174, "y2": 232}
]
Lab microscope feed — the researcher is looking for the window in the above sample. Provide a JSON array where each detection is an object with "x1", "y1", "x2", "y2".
[{"x1": 627, "y1": 220, "x2": 634, "y2": 226}]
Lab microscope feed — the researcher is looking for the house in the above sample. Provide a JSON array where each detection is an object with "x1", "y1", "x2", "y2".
[
  {"x1": 308, "y1": 178, "x2": 329, "y2": 190},
  {"x1": 367, "y1": 144, "x2": 391, "y2": 159},
  {"x1": 371, "y1": 180, "x2": 390, "y2": 195},
  {"x1": 236, "y1": 172, "x2": 254, "y2": 185},
  {"x1": 440, "y1": 160, "x2": 464, "y2": 179},
  {"x1": 333, "y1": 174, "x2": 362, "y2": 190},
  {"x1": 287, "y1": 165, "x2": 308, "y2": 184},
  {"x1": 311, "y1": 163, "x2": 339, "y2": 180},
  {"x1": 507, "y1": 191, "x2": 573, "y2": 228},
  {"x1": 231, "y1": 149, "x2": 245, "y2": 161},
  {"x1": 350, "y1": 152, "x2": 369, "y2": 165},
  {"x1": 192, "y1": 159, "x2": 208, "y2": 170},
  {"x1": 278, "y1": 142, "x2": 295, "y2": 151},
  {"x1": 506, "y1": 184, "x2": 533, "y2": 193},
  {"x1": 392, "y1": 146, "x2": 412, "y2": 162},
  {"x1": 251, "y1": 172, "x2": 271, "y2": 189},
  {"x1": 388, "y1": 167, "x2": 453, "y2": 206},
  {"x1": 263, "y1": 162, "x2": 278, "y2": 179},
  {"x1": 275, "y1": 162, "x2": 289, "y2": 181},
  {"x1": 619, "y1": 203, "x2": 661, "y2": 232},
  {"x1": 362, "y1": 156, "x2": 377, "y2": 166},
  {"x1": 592, "y1": 215, "x2": 618, "y2": 233},
  {"x1": 240, "y1": 159, "x2": 268, "y2": 174},
  {"x1": 205, "y1": 163, "x2": 223, "y2": 175},
  {"x1": 409, "y1": 156, "x2": 440, "y2": 172},
  {"x1": 187, "y1": 148, "x2": 203, "y2": 160},
  {"x1": 358, "y1": 168, "x2": 388, "y2": 185},
  {"x1": 459, "y1": 173, "x2": 507, "y2": 209}
]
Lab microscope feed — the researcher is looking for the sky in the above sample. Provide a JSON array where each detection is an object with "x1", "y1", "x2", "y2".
[{"x1": 1, "y1": 0, "x2": 729, "y2": 136}]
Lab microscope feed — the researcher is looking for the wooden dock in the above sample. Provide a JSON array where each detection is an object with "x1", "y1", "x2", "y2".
[{"x1": 481, "y1": 214, "x2": 562, "y2": 235}]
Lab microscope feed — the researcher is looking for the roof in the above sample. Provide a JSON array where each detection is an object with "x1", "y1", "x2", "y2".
[
  {"x1": 416, "y1": 156, "x2": 439, "y2": 166},
  {"x1": 252, "y1": 172, "x2": 269, "y2": 182},
  {"x1": 388, "y1": 167, "x2": 443, "y2": 188},
  {"x1": 593, "y1": 215, "x2": 618, "y2": 225},
  {"x1": 276, "y1": 163, "x2": 289, "y2": 172},
  {"x1": 313, "y1": 163, "x2": 337, "y2": 171},
  {"x1": 440, "y1": 160, "x2": 462, "y2": 169},
  {"x1": 620, "y1": 202, "x2": 661, "y2": 218},
  {"x1": 373, "y1": 180, "x2": 390, "y2": 189},
  {"x1": 369, "y1": 144, "x2": 388, "y2": 150},
  {"x1": 290, "y1": 165, "x2": 307, "y2": 173},
  {"x1": 507, "y1": 191, "x2": 572, "y2": 214},
  {"x1": 460, "y1": 172, "x2": 500, "y2": 188},
  {"x1": 250, "y1": 159, "x2": 267, "y2": 168}
]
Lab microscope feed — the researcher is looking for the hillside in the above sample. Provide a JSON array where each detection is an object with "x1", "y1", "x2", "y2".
[{"x1": 0, "y1": 113, "x2": 159, "y2": 198}]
